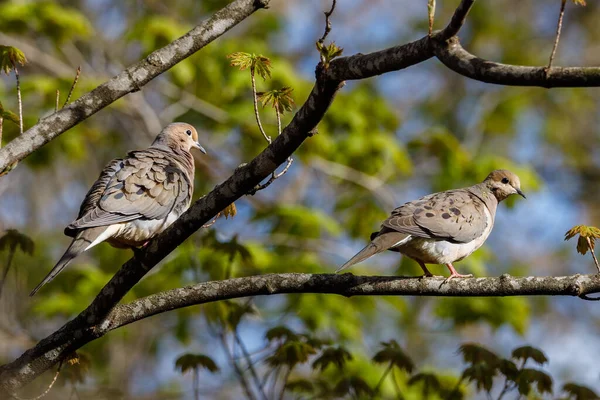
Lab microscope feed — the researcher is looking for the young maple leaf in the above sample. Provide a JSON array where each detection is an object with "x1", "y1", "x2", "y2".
[
  {"x1": 565, "y1": 224, "x2": 600, "y2": 273},
  {"x1": 227, "y1": 52, "x2": 272, "y2": 80},
  {"x1": 257, "y1": 87, "x2": 295, "y2": 114},
  {"x1": 0, "y1": 45, "x2": 27, "y2": 75}
]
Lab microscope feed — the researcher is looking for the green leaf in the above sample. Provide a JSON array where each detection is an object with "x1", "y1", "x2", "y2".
[
  {"x1": 285, "y1": 379, "x2": 315, "y2": 394},
  {"x1": 266, "y1": 341, "x2": 317, "y2": 368},
  {"x1": 333, "y1": 376, "x2": 373, "y2": 397},
  {"x1": 372, "y1": 340, "x2": 414, "y2": 373},
  {"x1": 265, "y1": 326, "x2": 298, "y2": 342},
  {"x1": 408, "y1": 372, "x2": 442, "y2": 397},
  {"x1": 312, "y1": 346, "x2": 353, "y2": 371},
  {"x1": 498, "y1": 358, "x2": 519, "y2": 381},
  {"x1": 175, "y1": 353, "x2": 219, "y2": 374},
  {"x1": 562, "y1": 383, "x2": 599, "y2": 400},
  {"x1": 257, "y1": 86, "x2": 295, "y2": 114},
  {"x1": 227, "y1": 52, "x2": 272, "y2": 80},
  {"x1": 458, "y1": 343, "x2": 501, "y2": 366},
  {"x1": 316, "y1": 41, "x2": 343, "y2": 67},
  {"x1": 0, "y1": 229, "x2": 35, "y2": 254},
  {"x1": 462, "y1": 364, "x2": 496, "y2": 393},
  {"x1": 565, "y1": 225, "x2": 600, "y2": 255},
  {"x1": 511, "y1": 346, "x2": 548, "y2": 366},
  {"x1": 0, "y1": 45, "x2": 27, "y2": 74},
  {"x1": 516, "y1": 368, "x2": 552, "y2": 396}
]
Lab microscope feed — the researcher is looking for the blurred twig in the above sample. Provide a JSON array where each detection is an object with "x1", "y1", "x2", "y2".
[
  {"x1": 63, "y1": 66, "x2": 81, "y2": 107},
  {"x1": 548, "y1": 0, "x2": 567, "y2": 70}
]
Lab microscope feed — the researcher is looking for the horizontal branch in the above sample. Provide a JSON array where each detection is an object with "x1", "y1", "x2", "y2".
[
  {"x1": 105, "y1": 273, "x2": 600, "y2": 330},
  {"x1": 433, "y1": 36, "x2": 600, "y2": 87},
  {"x1": 0, "y1": 0, "x2": 269, "y2": 173}
]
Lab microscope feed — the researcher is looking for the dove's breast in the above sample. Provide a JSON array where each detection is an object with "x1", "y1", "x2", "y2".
[{"x1": 397, "y1": 206, "x2": 494, "y2": 264}]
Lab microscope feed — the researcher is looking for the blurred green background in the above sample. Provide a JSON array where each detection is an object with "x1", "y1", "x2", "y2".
[{"x1": 0, "y1": 0, "x2": 599, "y2": 398}]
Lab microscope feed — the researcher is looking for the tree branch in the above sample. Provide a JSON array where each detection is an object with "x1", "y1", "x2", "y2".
[
  {"x1": 433, "y1": 36, "x2": 600, "y2": 88},
  {"x1": 5, "y1": 272, "x2": 599, "y2": 389},
  {"x1": 104, "y1": 273, "x2": 600, "y2": 331},
  {"x1": 0, "y1": 0, "x2": 270, "y2": 173},
  {"x1": 5, "y1": 0, "x2": 600, "y2": 392}
]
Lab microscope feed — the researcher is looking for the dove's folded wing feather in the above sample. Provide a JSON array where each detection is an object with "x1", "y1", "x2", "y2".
[
  {"x1": 382, "y1": 189, "x2": 489, "y2": 243},
  {"x1": 66, "y1": 149, "x2": 191, "y2": 232}
]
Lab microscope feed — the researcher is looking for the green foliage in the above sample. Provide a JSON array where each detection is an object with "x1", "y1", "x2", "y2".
[
  {"x1": 0, "y1": 2, "x2": 92, "y2": 42},
  {"x1": 312, "y1": 346, "x2": 353, "y2": 371},
  {"x1": 228, "y1": 52, "x2": 272, "y2": 80},
  {"x1": 565, "y1": 225, "x2": 600, "y2": 255},
  {"x1": 372, "y1": 340, "x2": 415, "y2": 374},
  {"x1": 0, "y1": 45, "x2": 27, "y2": 74},
  {"x1": 434, "y1": 296, "x2": 530, "y2": 334},
  {"x1": 511, "y1": 345, "x2": 548, "y2": 366},
  {"x1": 562, "y1": 383, "x2": 600, "y2": 400},
  {"x1": 0, "y1": 229, "x2": 34, "y2": 254},
  {"x1": 257, "y1": 86, "x2": 294, "y2": 114},
  {"x1": 316, "y1": 41, "x2": 343, "y2": 68},
  {"x1": 175, "y1": 353, "x2": 219, "y2": 374}
]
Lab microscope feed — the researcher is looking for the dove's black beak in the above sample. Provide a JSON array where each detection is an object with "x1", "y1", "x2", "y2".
[
  {"x1": 194, "y1": 142, "x2": 207, "y2": 154},
  {"x1": 516, "y1": 189, "x2": 526, "y2": 199}
]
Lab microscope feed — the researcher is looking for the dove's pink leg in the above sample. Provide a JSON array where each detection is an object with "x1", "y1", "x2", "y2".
[
  {"x1": 417, "y1": 260, "x2": 435, "y2": 277},
  {"x1": 445, "y1": 263, "x2": 473, "y2": 279}
]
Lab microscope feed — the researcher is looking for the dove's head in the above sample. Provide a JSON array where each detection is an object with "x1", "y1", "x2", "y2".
[
  {"x1": 154, "y1": 122, "x2": 207, "y2": 154},
  {"x1": 484, "y1": 169, "x2": 526, "y2": 202}
]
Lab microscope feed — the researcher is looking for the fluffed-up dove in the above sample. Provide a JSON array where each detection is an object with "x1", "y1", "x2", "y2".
[
  {"x1": 337, "y1": 170, "x2": 526, "y2": 278},
  {"x1": 30, "y1": 122, "x2": 206, "y2": 296}
]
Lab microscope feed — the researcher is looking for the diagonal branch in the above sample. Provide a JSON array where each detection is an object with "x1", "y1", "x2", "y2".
[{"x1": 0, "y1": 0, "x2": 270, "y2": 174}]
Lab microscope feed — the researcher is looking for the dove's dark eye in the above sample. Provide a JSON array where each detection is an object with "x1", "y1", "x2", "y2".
[
  {"x1": 501, "y1": 177, "x2": 509, "y2": 184},
  {"x1": 186, "y1": 129, "x2": 192, "y2": 136}
]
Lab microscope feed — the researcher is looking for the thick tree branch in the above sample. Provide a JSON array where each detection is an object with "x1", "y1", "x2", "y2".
[
  {"x1": 4, "y1": 272, "x2": 599, "y2": 389},
  {"x1": 0, "y1": 0, "x2": 270, "y2": 173},
  {"x1": 433, "y1": 36, "x2": 600, "y2": 88},
  {"x1": 105, "y1": 273, "x2": 600, "y2": 330}
]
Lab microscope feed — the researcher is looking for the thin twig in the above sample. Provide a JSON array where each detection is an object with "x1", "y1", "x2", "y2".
[
  {"x1": 0, "y1": 114, "x2": 3, "y2": 149},
  {"x1": 278, "y1": 367, "x2": 292, "y2": 400},
  {"x1": 55, "y1": 90, "x2": 59, "y2": 113},
  {"x1": 317, "y1": 0, "x2": 337, "y2": 46},
  {"x1": 428, "y1": 0, "x2": 436, "y2": 35},
  {"x1": 9, "y1": 361, "x2": 62, "y2": 400},
  {"x1": 372, "y1": 363, "x2": 393, "y2": 398},
  {"x1": 13, "y1": 65, "x2": 23, "y2": 135},
  {"x1": 249, "y1": 90, "x2": 293, "y2": 193},
  {"x1": 586, "y1": 237, "x2": 600, "y2": 273},
  {"x1": 0, "y1": 246, "x2": 16, "y2": 299},
  {"x1": 219, "y1": 331, "x2": 256, "y2": 400},
  {"x1": 250, "y1": 66, "x2": 270, "y2": 144},
  {"x1": 193, "y1": 369, "x2": 199, "y2": 400},
  {"x1": 548, "y1": 0, "x2": 567, "y2": 70},
  {"x1": 63, "y1": 66, "x2": 81, "y2": 107},
  {"x1": 234, "y1": 331, "x2": 268, "y2": 400},
  {"x1": 202, "y1": 212, "x2": 221, "y2": 228}
]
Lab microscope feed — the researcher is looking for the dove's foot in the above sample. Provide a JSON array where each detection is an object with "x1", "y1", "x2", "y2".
[
  {"x1": 444, "y1": 263, "x2": 473, "y2": 281},
  {"x1": 417, "y1": 260, "x2": 436, "y2": 277}
]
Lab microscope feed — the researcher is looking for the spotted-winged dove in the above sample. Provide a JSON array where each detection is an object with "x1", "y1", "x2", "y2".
[
  {"x1": 337, "y1": 170, "x2": 526, "y2": 278},
  {"x1": 30, "y1": 122, "x2": 206, "y2": 296}
]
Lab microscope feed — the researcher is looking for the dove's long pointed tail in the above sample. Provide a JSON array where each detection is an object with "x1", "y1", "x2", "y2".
[
  {"x1": 30, "y1": 228, "x2": 105, "y2": 296},
  {"x1": 336, "y1": 231, "x2": 411, "y2": 273}
]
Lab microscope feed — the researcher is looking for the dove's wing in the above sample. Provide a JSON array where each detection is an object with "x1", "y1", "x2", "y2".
[
  {"x1": 382, "y1": 189, "x2": 490, "y2": 243},
  {"x1": 66, "y1": 148, "x2": 192, "y2": 232}
]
